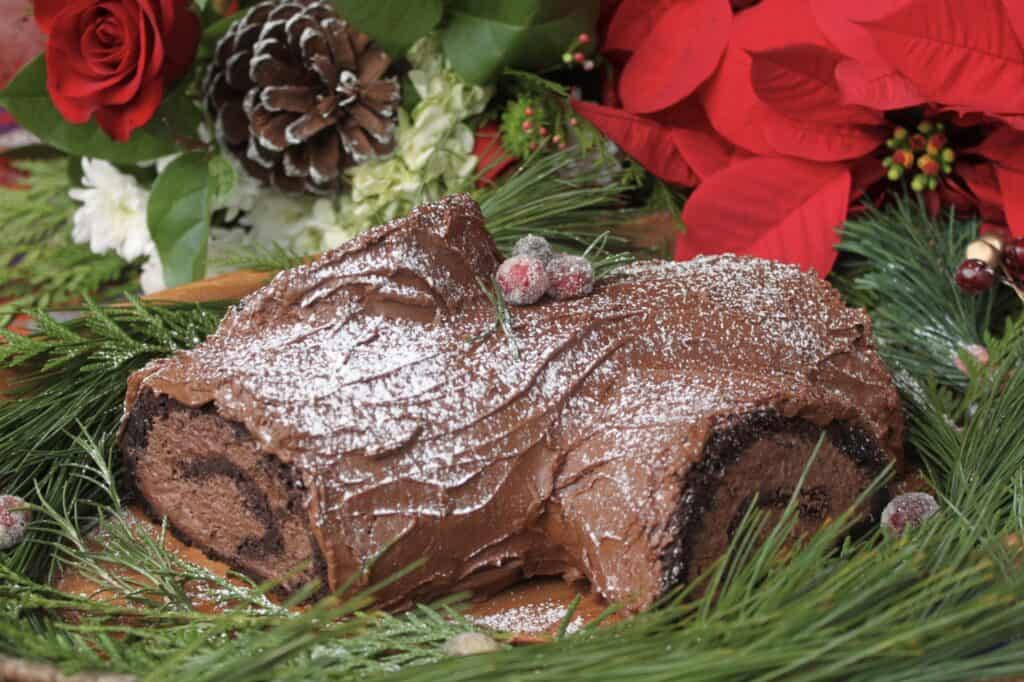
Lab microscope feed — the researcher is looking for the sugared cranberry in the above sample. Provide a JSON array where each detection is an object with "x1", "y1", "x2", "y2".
[
  {"x1": 881, "y1": 492, "x2": 938, "y2": 536},
  {"x1": 512, "y1": 234, "x2": 554, "y2": 264},
  {"x1": 497, "y1": 256, "x2": 548, "y2": 305},
  {"x1": 546, "y1": 255, "x2": 594, "y2": 301},
  {"x1": 952, "y1": 344, "x2": 989, "y2": 376},
  {"x1": 955, "y1": 259, "x2": 995, "y2": 294},
  {"x1": 1004, "y1": 237, "x2": 1024, "y2": 275},
  {"x1": 0, "y1": 495, "x2": 31, "y2": 551}
]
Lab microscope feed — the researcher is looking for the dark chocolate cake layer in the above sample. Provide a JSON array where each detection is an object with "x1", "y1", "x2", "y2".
[{"x1": 119, "y1": 193, "x2": 903, "y2": 611}]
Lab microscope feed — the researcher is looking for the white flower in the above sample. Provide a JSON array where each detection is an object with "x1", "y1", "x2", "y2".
[
  {"x1": 69, "y1": 158, "x2": 153, "y2": 262},
  {"x1": 211, "y1": 155, "x2": 262, "y2": 224},
  {"x1": 139, "y1": 254, "x2": 166, "y2": 295}
]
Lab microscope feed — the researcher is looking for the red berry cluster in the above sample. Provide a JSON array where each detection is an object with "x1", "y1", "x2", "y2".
[
  {"x1": 955, "y1": 232, "x2": 1024, "y2": 295},
  {"x1": 497, "y1": 235, "x2": 595, "y2": 306}
]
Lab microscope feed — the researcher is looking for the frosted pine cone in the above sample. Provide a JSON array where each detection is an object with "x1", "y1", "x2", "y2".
[{"x1": 203, "y1": 0, "x2": 400, "y2": 194}]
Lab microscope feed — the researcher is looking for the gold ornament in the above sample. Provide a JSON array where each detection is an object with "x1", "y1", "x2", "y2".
[{"x1": 965, "y1": 238, "x2": 1002, "y2": 268}]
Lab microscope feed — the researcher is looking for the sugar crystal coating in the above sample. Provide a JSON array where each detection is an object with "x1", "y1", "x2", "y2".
[
  {"x1": 0, "y1": 495, "x2": 31, "y2": 551},
  {"x1": 497, "y1": 255, "x2": 549, "y2": 305},
  {"x1": 511, "y1": 234, "x2": 555, "y2": 264},
  {"x1": 881, "y1": 492, "x2": 938, "y2": 535},
  {"x1": 546, "y1": 254, "x2": 594, "y2": 301}
]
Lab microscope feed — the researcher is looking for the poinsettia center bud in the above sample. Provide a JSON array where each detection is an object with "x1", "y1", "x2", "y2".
[{"x1": 882, "y1": 119, "x2": 956, "y2": 193}]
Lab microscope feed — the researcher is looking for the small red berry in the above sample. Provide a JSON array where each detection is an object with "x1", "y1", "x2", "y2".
[
  {"x1": 539, "y1": 126, "x2": 549, "y2": 136},
  {"x1": 952, "y1": 344, "x2": 989, "y2": 376},
  {"x1": 551, "y1": 134, "x2": 562, "y2": 144},
  {"x1": 881, "y1": 493, "x2": 938, "y2": 535},
  {"x1": 917, "y1": 155, "x2": 940, "y2": 176},
  {"x1": 0, "y1": 495, "x2": 31, "y2": 550},
  {"x1": 524, "y1": 106, "x2": 534, "y2": 117},
  {"x1": 497, "y1": 256, "x2": 549, "y2": 305},
  {"x1": 546, "y1": 255, "x2": 594, "y2": 301},
  {"x1": 521, "y1": 120, "x2": 532, "y2": 132},
  {"x1": 573, "y1": 51, "x2": 585, "y2": 63},
  {"x1": 955, "y1": 259, "x2": 996, "y2": 294},
  {"x1": 926, "y1": 133, "x2": 947, "y2": 155},
  {"x1": 569, "y1": 117, "x2": 579, "y2": 126},
  {"x1": 892, "y1": 149, "x2": 914, "y2": 168},
  {"x1": 578, "y1": 32, "x2": 591, "y2": 44},
  {"x1": 1004, "y1": 237, "x2": 1024, "y2": 274}
]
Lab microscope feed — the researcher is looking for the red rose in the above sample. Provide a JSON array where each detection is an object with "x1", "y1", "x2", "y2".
[{"x1": 33, "y1": 0, "x2": 200, "y2": 142}]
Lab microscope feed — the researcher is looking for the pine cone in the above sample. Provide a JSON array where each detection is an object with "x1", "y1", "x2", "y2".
[{"x1": 203, "y1": 0, "x2": 400, "y2": 194}]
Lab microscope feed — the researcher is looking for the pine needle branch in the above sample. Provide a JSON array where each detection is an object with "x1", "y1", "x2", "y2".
[
  {"x1": 834, "y1": 195, "x2": 1018, "y2": 395},
  {"x1": 0, "y1": 298, "x2": 228, "y2": 580}
]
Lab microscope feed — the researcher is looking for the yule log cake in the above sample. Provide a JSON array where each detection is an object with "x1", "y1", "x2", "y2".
[{"x1": 119, "y1": 193, "x2": 902, "y2": 612}]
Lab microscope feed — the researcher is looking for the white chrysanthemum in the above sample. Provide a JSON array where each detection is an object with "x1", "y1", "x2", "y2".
[
  {"x1": 139, "y1": 253, "x2": 166, "y2": 295},
  {"x1": 69, "y1": 158, "x2": 153, "y2": 262},
  {"x1": 211, "y1": 155, "x2": 262, "y2": 223}
]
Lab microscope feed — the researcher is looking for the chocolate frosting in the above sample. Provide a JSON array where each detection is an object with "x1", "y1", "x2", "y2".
[{"x1": 121, "y1": 194, "x2": 902, "y2": 610}]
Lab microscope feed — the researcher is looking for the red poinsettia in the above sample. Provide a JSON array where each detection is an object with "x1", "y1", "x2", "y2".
[{"x1": 577, "y1": 0, "x2": 1024, "y2": 276}]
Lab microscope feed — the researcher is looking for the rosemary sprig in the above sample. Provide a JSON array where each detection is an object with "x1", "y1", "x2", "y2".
[{"x1": 471, "y1": 277, "x2": 520, "y2": 360}]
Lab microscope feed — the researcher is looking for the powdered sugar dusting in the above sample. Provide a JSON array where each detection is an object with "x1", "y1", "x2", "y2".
[
  {"x1": 130, "y1": 194, "x2": 900, "y2": 610},
  {"x1": 469, "y1": 600, "x2": 585, "y2": 635}
]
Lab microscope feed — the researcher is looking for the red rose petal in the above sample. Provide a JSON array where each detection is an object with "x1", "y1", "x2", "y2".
[
  {"x1": 676, "y1": 157, "x2": 852, "y2": 275},
  {"x1": 161, "y1": 0, "x2": 200, "y2": 82},
  {"x1": 618, "y1": 0, "x2": 731, "y2": 114},
  {"x1": 833, "y1": 60, "x2": 923, "y2": 109},
  {"x1": 31, "y1": 0, "x2": 68, "y2": 33},
  {"x1": 749, "y1": 45, "x2": 882, "y2": 125},
  {"x1": 861, "y1": 0, "x2": 1024, "y2": 113},
  {"x1": 572, "y1": 99, "x2": 698, "y2": 187},
  {"x1": 94, "y1": 74, "x2": 163, "y2": 142}
]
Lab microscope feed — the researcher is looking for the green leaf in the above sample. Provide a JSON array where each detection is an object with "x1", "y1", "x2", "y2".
[
  {"x1": 198, "y1": 13, "x2": 242, "y2": 60},
  {"x1": 330, "y1": 0, "x2": 443, "y2": 58},
  {"x1": 148, "y1": 152, "x2": 211, "y2": 287},
  {"x1": 149, "y1": 70, "x2": 205, "y2": 143},
  {"x1": 0, "y1": 56, "x2": 180, "y2": 164},
  {"x1": 440, "y1": 0, "x2": 600, "y2": 84}
]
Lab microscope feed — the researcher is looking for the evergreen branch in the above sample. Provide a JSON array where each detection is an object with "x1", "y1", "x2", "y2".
[
  {"x1": 0, "y1": 298, "x2": 228, "y2": 580},
  {"x1": 475, "y1": 147, "x2": 648, "y2": 257},
  {"x1": 0, "y1": 159, "x2": 76, "y2": 248},
  {"x1": 0, "y1": 159, "x2": 138, "y2": 325},
  {"x1": 209, "y1": 242, "x2": 308, "y2": 273},
  {"x1": 834, "y1": 195, "x2": 1018, "y2": 395}
]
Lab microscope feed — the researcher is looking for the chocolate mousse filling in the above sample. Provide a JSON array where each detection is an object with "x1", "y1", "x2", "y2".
[{"x1": 118, "y1": 194, "x2": 903, "y2": 612}]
